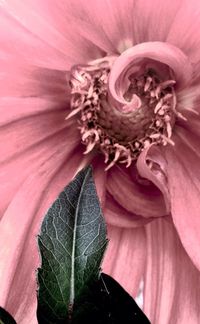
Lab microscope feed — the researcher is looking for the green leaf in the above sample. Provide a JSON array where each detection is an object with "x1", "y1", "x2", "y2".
[
  {"x1": 0, "y1": 307, "x2": 16, "y2": 324},
  {"x1": 96, "y1": 273, "x2": 151, "y2": 324},
  {"x1": 71, "y1": 273, "x2": 151, "y2": 324},
  {"x1": 37, "y1": 166, "x2": 108, "y2": 323}
]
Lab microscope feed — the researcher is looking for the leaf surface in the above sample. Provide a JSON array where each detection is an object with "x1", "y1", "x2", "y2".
[{"x1": 37, "y1": 166, "x2": 108, "y2": 323}]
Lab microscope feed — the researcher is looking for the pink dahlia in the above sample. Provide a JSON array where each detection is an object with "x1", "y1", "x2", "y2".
[{"x1": 1, "y1": 0, "x2": 200, "y2": 323}]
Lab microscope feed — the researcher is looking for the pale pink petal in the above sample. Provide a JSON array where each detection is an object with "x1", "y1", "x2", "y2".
[
  {"x1": 167, "y1": 0, "x2": 200, "y2": 64},
  {"x1": 102, "y1": 224, "x2": 146, "y2": 297},
  {"x1": 0, "y1": 97, "x2": 68, "y2": 127},
  {"x1": 0, "y1": 62, "x2": 69, "y2": 98},
  {"x1": 65, "y1": 0, "x2": 136, "y2": 54},
  {"x1": 65, "y1": 0, "x2": 183, "y2": 54},
  {"x1": 191, "y1": 63, "x2": 200, "y2": 85},
  {"x1": 133, "y1": 0, "x2": 182, "y2": 44},
  {"x1": 0, "y1": 101, "x2": 80, "y2": 215},
  {"x1": 104, "y1": 192, "x2": 153, "y2": 228},
  {"x1": 109, "y1": 42, "x2": 192, "y2": 101},
  {"x1": 175, "y1": 109, "x2": 200, "y2": 137},
  {"x1": 143, "y1": 218, "x2": 200, "y2": 324},
  {"x1": 0, "y1": 8, "x2": 68, "y2": 70},
  {"x1": 0, "y1": 3, "x2": 101, "y2": 70},
  {"x1": 0, "y1": 146, "x2": 85, "y2": 323},
  {"x1": 106, "y1": 166, "x2": 167, "y2": 218},
  {"x1": 164, "y1": 127, "x2": 200, "y2": 270},
  {"x1": 177, "y1": 86, "x2": 200, "y2": 116},
  {"x1": 137, "y1": 145, "x2": 170, "y2": 214},
  {"x1": 1, "y1": 106, "x2": 68, "y2": 163}
]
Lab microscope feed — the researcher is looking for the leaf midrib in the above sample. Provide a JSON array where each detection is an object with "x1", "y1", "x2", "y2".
[{"x1": 69, "y1": 168, "x2": 91, "y2": 307}]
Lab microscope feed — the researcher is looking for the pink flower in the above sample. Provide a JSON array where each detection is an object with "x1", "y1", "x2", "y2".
[{"x1": 1, "y1": 0, "x2": 200, "y2": 323}]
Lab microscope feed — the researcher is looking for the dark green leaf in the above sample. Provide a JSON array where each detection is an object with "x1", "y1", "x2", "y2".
[
  {"x1": 37, "y1": 166, "x2": 108, "y2": 323},
  {"x1": 97, "y1": 273, "x2": 151, "y2": 324},
  {"x1": 71, "y1": 273, "x2": 151, "y2": 323},
  {"x1": 0, "y1": 307, "x2": 16, "y2": 324}
]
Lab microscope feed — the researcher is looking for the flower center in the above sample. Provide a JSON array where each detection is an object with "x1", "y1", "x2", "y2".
[{"x1": 68, "y1": 42, "x2": 192, "y2": 170}]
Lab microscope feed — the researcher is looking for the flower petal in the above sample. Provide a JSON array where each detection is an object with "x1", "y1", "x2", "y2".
[
  {"x1": 65, "y1": 0, "x2": 183, "y2": 55},
  {"x1": 143, "y1": 218, "x2": 200, "y2": 324},
  {"x1": 133, "y1": 0, "x2": 182, "y2": 44},
  {"x1": 1, "y1": 107, "x2": 69, "y2": 164},
  {"x1": 109, "y1": 42, "x2": 192, "y2": 102},
  {"x1": 0, "y1": 145, "x2": 84, "y2": 323},
  {"x1": 137, "y1": 145, "x2": 170, "y2": 214},
  {"x1": 65, "y1": 0, "x2": 136, "y2": 54},
  {"x1": 102, "y1": 224, "x2": 146, "y2": 297},
  {"x1": 0, "y1": 2, "x2": 101, "y2": 70},
  {"x1": 104, "y1": 192, "x2": 153, "y2": 228},
  {"x1": 106, "y1": 166, "x2": 167, "y2": 218},
  {"x1": 0, "y1": 99, "x2": 80, "y2": 216},
  {"x1": 0, "y1": 97, "x2": 68, "y2": 127},
  {"x1": 0, "y1": 62, "x2": 69, "y2": 98},
  {"x1": 164, "y1": 128, "x2": 200, "y2": 270},
  {"x1": 167, "y1": 0, "x2": 200, "y2": 64}
]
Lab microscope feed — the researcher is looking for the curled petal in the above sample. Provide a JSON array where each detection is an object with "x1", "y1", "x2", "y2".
[
  {"x1": 104, "y1": 192, "x2": 154, "y2": 228},
  {"x1": 137, "y1": 144, "x2": 171, "y2": 214},
  {"x1": 109, "y1": 42, "x2": 193, "y2": 106},
  {"x1": 106, "y1": 166, "x2": 167, "y2": 218}
]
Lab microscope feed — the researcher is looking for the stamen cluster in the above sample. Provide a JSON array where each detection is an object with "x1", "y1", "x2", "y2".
[{"x1": 69, "y1": 60, "x2": 178, "y2": 170}]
